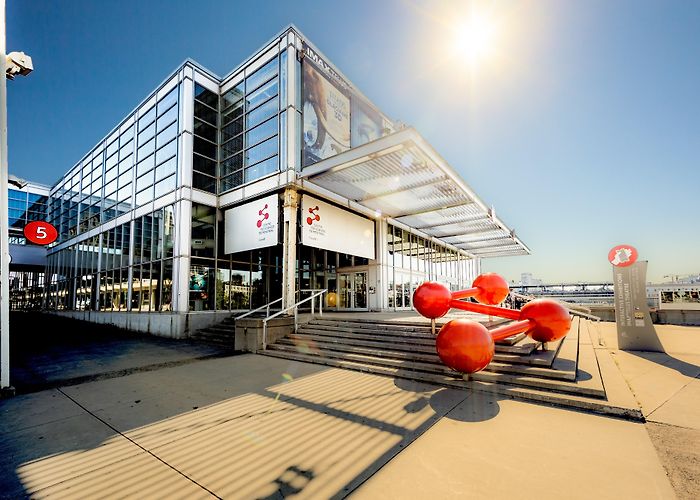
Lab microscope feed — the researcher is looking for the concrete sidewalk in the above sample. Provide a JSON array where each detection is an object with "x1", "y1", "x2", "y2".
[{"x1": 0, "y1": 349, "x2": 687, "y2": 499}]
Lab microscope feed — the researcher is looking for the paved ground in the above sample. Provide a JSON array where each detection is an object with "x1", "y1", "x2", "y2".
[
  {"x1": 1, "y1": 317, "x2": 698, "y2": 499},
  {"x1": 595, "y1": 322, "x2": 700, "y2": 500},
  {"x1": 8, "y1": 312, "x2": 233, "y2": 393}
]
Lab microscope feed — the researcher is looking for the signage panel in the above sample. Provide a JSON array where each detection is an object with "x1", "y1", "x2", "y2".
[
  {"x1": 612, "y1": 259, "x2": 664, "y2": 352},
  {"x1": 301, "y1": 195, "x2": 375, "y2": 260},
  {"x1": 224, "y1": 194, "x2": 279, "y2": 254}
]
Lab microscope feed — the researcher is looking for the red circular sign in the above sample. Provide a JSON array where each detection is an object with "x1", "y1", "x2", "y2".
[
  {"x1": 608, "y1": 244, "x2": 638, "y2": 267},
  {"x1": 24, "y1": 221, "x2": 58, "y2": 245}
]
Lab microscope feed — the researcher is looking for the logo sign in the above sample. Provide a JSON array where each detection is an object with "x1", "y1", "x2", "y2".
[
  {"x1": 24, "y1": 221, "x2": 58, "y2": 245},
  {"x1": 608, "y1": 245, "x2": 638, "y2": 267},
  {"x1": 224, "y1": 194, "x2": 279, "y2": 254},
  {"x1": 301, "y1": 195, "x2": 375, "y2": 260}
]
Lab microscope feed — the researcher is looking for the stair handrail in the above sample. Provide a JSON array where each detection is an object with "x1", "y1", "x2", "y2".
[
  {"x1": 262, "y1": 289, "x2": 327, "y2": 350},
  {"x1": 234, "y1": 297, "x2": 283, "y2": 320},
  {"x1": 510, "y1": 291, "x2": 601, "y2": 321}
]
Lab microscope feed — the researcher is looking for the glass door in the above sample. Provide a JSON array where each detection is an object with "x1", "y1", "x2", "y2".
[{"x1": 338, "y1": 271, "x2": 368, "y2": 310}]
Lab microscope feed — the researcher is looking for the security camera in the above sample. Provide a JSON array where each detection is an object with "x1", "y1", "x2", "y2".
[{"x1": 6, "y1": 52, "x2": 33, "y2": 79}]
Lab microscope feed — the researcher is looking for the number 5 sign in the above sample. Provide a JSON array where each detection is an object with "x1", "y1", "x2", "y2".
[{"x1": 24, "y1": 221, "x2": 58, "y2": 245}]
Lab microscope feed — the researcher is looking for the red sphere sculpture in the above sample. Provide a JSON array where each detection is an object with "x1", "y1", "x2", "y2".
[
  {"x1": 471, "y1": 273, "x2": 510, "y2": 305},
  {"x1": 519, "y1": 299, "x2": 571, "y2": 343},
  {"x1": 436, "y1": 319, "x2": 495, "y2": 374},
  {"x1": 413, "y1": 281, "x2": 451, "y2": 319}
]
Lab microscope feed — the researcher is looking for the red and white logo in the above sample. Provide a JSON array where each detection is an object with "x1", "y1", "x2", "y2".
[
  {"x1": 608, "y1": 245, "x2": 638, "y2": 267},
  {"x1": 306, "y1": 206, "x2": 320, "y2": 226},
  {"x1": 257, "y1": 204, "x2": 269, "y2": 228},
  {"x1": 24, "y1": 221, "x2": 58, "y2": 245}
]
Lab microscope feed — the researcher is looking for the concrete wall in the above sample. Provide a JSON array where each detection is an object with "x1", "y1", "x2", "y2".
[
  {"x1": 44, "y1": 310, "x2": 233, "y2": 338},
  {"x1": 235, "y1": 317, "x2": 295, "y2": 353}
]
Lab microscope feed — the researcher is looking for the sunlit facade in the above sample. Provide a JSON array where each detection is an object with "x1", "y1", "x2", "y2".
[{"x1": 39, "y1": 26, "x2": 528, "y2": 337}]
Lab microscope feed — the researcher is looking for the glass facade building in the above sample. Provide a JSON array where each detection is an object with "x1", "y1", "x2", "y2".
[{"x1": 32, "y1": 26, "x2": 527, "y2": 337}]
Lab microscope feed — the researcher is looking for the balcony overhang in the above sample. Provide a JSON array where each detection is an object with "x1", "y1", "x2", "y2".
[{"x1": 299, "y1": 127, "x2": 530, "y2": 258}]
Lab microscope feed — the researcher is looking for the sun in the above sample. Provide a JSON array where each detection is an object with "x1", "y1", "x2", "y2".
[{"x1": 450, "y1": 11, "x2": 499, "y2": 67}]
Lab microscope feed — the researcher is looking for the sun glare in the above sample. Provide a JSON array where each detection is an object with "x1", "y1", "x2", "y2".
[{"x1": 451, "y1": 11, "x2": 499, "y2": 67}]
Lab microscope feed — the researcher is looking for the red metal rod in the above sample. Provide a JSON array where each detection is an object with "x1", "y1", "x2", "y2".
[
  {"x1": 449, "y1": 299, "x2": 521, "y2": 320},
  {"x1": 490, "y1": 319, "x2": 534, "y2": 342},
  {"x1": 451, "y1": 287, "x2": 478, "y2": 300}
]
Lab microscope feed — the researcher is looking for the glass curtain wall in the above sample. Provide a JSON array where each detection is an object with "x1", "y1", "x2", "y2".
[
  {"x1": 193, "y1": 84, "x2": 218, "y2": 193},
  {"x1": 386, "y1": 224, "x2": 473, "y2": 310},
  {"x1": 46, "y1": 205, "x2": 175, "y2": 312},
  {"x1": 48, "y1": 84, "x2": 180, "y2": 245},
  {"x1": 219, "y1": 49, "x2": 285, "y2": 193}
]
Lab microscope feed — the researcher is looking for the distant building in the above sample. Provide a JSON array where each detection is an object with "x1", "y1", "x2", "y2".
[{"x1": 7, "y1": 181, "x2": 51, "y2": 309}]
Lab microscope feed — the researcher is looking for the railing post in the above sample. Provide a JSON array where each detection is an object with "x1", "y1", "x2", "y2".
[
  {"x1": 294, "y1": 306, "x2": 298, "y2": 332},
  {"x1": 262, "y1": 320, "x2": 267, "y2": 351},
  {"x1": 311, "y1": 296, "x2": 315, "y2": 316},
  {"x1": 319, "y1": 294, "x2": 323, "y2": 316}
]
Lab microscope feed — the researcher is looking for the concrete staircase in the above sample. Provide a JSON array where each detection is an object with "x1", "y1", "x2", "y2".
[
  {"x1": 190, "y1": 316, "x2": 237, "y2": 349},
  {"x1": 262, "y1": 315, "x2": 643, "y2": 420}
]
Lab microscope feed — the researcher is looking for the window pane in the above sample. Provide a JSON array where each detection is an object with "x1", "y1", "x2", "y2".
[
  {"x1": 138, "y1": 122, "x2": 156, "y2": 146},
  {"x1": 157, "y1": 121, "x2": 177, "y2": 147},
  {"x1": 157, "y1": 87, "x2": 178, "y2": 114},
  {"x1": 246, "y1": 117, "x2": 277, "y2": 148},
  {"x1": 193, "y1": 137, "x2": 216, "y2": 159},
  {"x1": 247, "y1": 78, "x2": 278, "y2": 110},
  {"x1": 156, "y1": 139, "x2": 177, "y2": 166},
  {"x1": 220, "y1": 153, "x2": 242, "y2": 177},
  {"x1": 221, "y1": 135, "x2": 243, "y2": 159},
  {"x1": 246, "y1": 58, "x2": 277, "y2": 93},
  {"x1": 221, "y1": 83, "x2": 244, "y2": 109},
  {"x1": 246, "y1": 98, "x2": 277, "y2": 129},
  {"x1": 193, "y1": 172, "x2": 216, "y2": 193},
  {"x1": 194, "y1": 118, "x2": 216, "y2": 142},
  {"x1": 136, "y1": 153, "x2": 155, "y2": 177},
  {"x1": 244, "y1": 155, "x2": 278, "y2": 182},
  {"x1": 245, "y1": 136, "x2": 278, "y2": 166},
  {"x1": 220, "y1": 171, "x2": 243, "y2": 192},
  {"x1": 156, "y1": 105, "x2": 177, "y2": 132},
  {"x1": 193, "y1": 154, "x2": 216, "y2": 176},
  {"x1": 194, "y1": 83, "x2": 218, "y2": 108},
  {"x1": 154, "y1": 175, "x2": 176, "y2": 198},
  {"x1": 221, "y1": 101, "x2": 244, "y2": 127},
  {"x1": 221, "y1": 116, "x2": 243, "y2": 141},
  {"x1": 139, "y1": 106, "x2": 156, "y2": 129},
  {"x1": 194, "y1": 101, "x2": 217, "y2": 125},
  {"x1": 155, "y1": 156, "x2": 177, "y2": 182}
]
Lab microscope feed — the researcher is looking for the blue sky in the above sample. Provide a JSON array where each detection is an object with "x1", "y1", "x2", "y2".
[{"x1": 6, "y1": 0, "x2": 699, "y2": 283}]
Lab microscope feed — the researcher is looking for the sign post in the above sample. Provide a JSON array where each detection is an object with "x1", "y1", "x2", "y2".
[{"x1": 609, "y1": 245, "x2": 663, "y2": 352}]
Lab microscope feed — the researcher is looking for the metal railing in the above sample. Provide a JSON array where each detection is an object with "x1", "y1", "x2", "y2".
[
  {"x1": 510, "y1": 291, "x2": 601, "y2": 321},
  {"x1": 261, "y1": 289, "x2": 327, "y2": 350},
  {"x1": 234, "y1": 297, "x2": 283, "y2": 320}
]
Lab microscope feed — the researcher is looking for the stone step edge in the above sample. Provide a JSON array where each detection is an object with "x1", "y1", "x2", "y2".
[
  {"x1": 298, "y1": 325, "x2": 526, "y2": 347},
  {"x1": 284, "y1": 333, "x2": 537, "y2": 356},
  {"x1": 267, "y1": 344, "x2": 600, "y2": 397},
  {"x1": 260, "y1": 349, "x2": 643, "y2": 421}
]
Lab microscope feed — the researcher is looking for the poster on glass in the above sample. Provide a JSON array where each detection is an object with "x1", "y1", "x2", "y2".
[{"x1": 302, "y1": 55, "x2": 351, "y2": 166}]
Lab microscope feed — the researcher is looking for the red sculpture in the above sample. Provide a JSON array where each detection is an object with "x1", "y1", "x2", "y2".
[{"x1": 413, "y1": 274, "x2": 571, "y2": 374}]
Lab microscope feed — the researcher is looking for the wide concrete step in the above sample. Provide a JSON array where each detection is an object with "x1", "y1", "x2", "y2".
[
  {"x1": 260, "y1": 349, "x2": 641, "y2": 420},
  {"x1": 292, "y1": 329, "x2": 538, "y2": 356},
  {"x1": 276, "y1": 337, "x2": 574, "y2": 381},
  {"x1": 267, "y1": 343, "x2": 602, "y2": 397},
  {"x1": 286, "y1": 333, "x2": 556, "y2": 367},
  {"x1": 301, "y1": 323, "x2": 526, "y2": 346}
]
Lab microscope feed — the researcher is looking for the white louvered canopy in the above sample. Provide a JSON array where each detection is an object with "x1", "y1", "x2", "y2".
[{"x1": 299, "y1": 127, "x2": 529, "y2": 258}]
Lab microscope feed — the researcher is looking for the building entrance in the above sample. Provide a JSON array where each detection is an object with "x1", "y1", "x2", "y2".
[{"x1": 338, "y1": 271, "x2": 368, "y2": 310}]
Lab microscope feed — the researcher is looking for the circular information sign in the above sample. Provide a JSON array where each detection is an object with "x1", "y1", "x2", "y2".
[
  {"x1": 24, "y1": 221, "x2": 58, "y2": 245},
  {"x1": 608, "y1": 244, "x2": 638, "y2": 267}
]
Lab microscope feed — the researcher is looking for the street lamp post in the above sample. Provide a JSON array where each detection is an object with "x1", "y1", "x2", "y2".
[{"x1": 1, "y1": 0, "x2": 33, "y2": 394}]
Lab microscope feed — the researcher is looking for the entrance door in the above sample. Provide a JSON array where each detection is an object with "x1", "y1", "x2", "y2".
[{"x1": 338, "y1": 271, "x2": 368, "y2": 310}]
